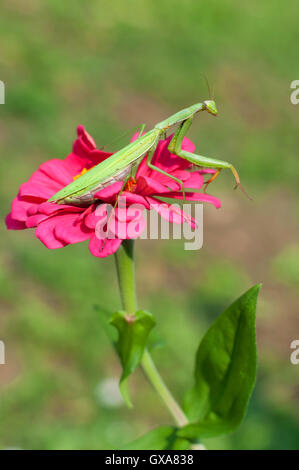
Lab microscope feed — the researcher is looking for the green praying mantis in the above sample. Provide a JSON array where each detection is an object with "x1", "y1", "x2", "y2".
[{"x1": 49, "y1": 100, "x2": 247, "y2": 205}]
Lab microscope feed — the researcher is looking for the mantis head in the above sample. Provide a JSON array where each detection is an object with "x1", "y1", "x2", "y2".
[{"x1": 203, "y1": 100, "x2": 218, "y2": 116}]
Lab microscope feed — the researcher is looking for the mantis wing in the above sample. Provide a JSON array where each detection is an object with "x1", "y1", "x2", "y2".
[{"x1": 49, "y1": 129, "x2": 160, "y2": 205}]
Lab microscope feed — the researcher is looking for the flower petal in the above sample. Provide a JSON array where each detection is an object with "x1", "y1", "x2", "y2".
[
  {"x1": 73, "y1": 125, "x2": 96, "y2": 157},
  {"x1": 89, "y1": 234, "x2": 122, "y2": 258},
  {"x1": 146, "y1": 196, "x2": 196, "y2": 228},
  {"x1": 157, "y1": 191, "x2": 221, "y2": 208},
  {"x1": 94, "y1": 182, "x2": 123, "y2": 201},
  {"x1": 108, "y1": 206, "x2": 146, "y2": 239},
  {"x1": 67, "y1": 125, "x2": 113, "y2": 171},
  {"x1": 37, "y1": 201, "x2": 83, "y2": 216},
  {"x1": 9, "y1": 196, "x2": 42, "y2": 222},
  {"x1": 35, "y1": 218, "x2": 67, "y2": 249},
  {"x1": 119, "y1": 191, "x2": 150, "y2": 208},
  {"x1": 39, "y1": 159, "x2": 74, "y2": 187},
  {"x1": 54, "y1": 214, "x2": 92, "y2": 245},
  {"x1": 26, "y1": 213, "x2": 49, "y2": 228},
  {"x1": 135, "y1": 175, "x2": 169, "y2": 195},
  {"x1": 5, "y1": 213, "x2": 26, "y2": 230}
]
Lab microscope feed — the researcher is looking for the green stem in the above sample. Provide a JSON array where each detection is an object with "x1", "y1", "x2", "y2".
[
  {"x1": 114, "y1": 239, "x2": 188, "y2": 427},
  {"x1": 141, "y1": 349, "x2": 188, "y2": 427},
  {"x1": 114, "y1": 238, "x2": 137, "y2": 315}
]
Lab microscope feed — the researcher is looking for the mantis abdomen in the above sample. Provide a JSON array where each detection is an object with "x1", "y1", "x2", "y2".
[
  {"x1": 65, "y1": 164, "x2": 135, "y2": 205},
  {"x1": 49, "y1": 128, "x2": 160, "y2": 204}
]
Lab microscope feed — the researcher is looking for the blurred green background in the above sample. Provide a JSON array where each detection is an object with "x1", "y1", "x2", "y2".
[{"x1": 0, "y1": 0, "x2": 298, "y2": 450}]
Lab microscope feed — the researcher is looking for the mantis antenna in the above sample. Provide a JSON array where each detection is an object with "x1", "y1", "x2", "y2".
[
  {"x1": 99, "y1": 124, "x2": 145, "y2": 151},
  {"x1": 201, "y1": 73, "x2": 213, "y2": 100}
]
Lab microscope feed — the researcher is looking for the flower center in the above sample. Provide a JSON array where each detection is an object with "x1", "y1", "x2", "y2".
[
  {"x1": 125, "y1": 176, "x2": 137, "y2": 192},
  {"x1": 73, "y1": 167, "x2": 90, "y2": 181}
]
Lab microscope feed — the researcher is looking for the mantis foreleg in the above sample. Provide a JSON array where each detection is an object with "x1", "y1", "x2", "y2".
[
  {"x1": 203, "y1": 168, "x2": 222, "y2": 192},
  {"x1": 168, "y1": 118, "x2": 249, "y2": 197},
  {"x1": 146, "y1": 135, "x2": 186, "y2": 200}
]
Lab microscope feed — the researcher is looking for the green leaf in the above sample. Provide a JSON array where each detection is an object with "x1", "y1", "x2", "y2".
[
  {"x1": 179, "y1": 284, "x2": 261, "y2": 440},
  {"x1": 110, "y1": 309, "x2": 156, "y2": 407},
  {"x1": 122, "y1": 426, "x2": 190, "y2": 450}
]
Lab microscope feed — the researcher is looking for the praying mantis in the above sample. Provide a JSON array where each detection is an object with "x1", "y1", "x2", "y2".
[{"x1": 49, "y1": 100, "x2": 246, "y2": 205}]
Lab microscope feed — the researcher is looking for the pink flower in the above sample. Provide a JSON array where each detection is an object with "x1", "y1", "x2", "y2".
[{"x1": 6, "y1": 125, "x2": 221, "y2": 257}]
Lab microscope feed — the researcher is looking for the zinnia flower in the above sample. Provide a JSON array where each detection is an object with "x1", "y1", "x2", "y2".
[{"x1": 6, "y1": 125, "x2": 221, "y2": 257}]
